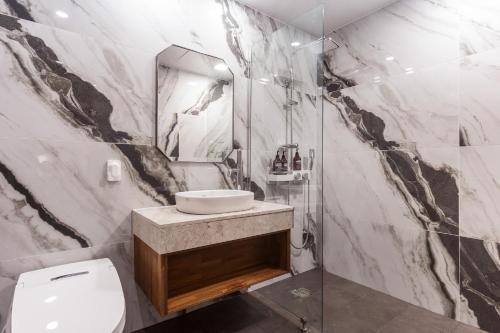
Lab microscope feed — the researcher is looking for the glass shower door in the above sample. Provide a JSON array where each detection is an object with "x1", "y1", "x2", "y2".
[{"x1": 247, "y1": 5, "x2": 325, "y2": 332}]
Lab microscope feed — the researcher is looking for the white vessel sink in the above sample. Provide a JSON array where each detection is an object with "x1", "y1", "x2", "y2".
[{"x1": 175, "y1": 190, "x2": 254, "y2": 214}]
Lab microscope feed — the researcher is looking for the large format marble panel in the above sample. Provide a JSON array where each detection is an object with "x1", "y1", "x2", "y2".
[
  {"x1": 324, "y1": 145, "x2": 459, "y2": 236},
  {"x1": 232, "y1": 77, "x2": 249, "y2": 150},
  {"x1": 327, "y1": 0, "x2": 460, "y2": 86},
  {"x1": 323, "y1": 218, "x2": 460, "y2": 317},
  {"x1": 324, "y1": 61, "x2": 459, "y2": 152},
  {"x1": 460, "y1": 145, "x2": 500, "y2": 243},
  {"x1": 456, "y1": 0, "x2": 500, "y2": 56},
  {"x1": 460, "y1": 48, "x2": 500, "y2": 146},
  {"x1": 251, "y1": 24, "x2": 319, "y2": 96},
  {"x1": 459, "y1": 237, "x2": 500, "y2": 332},
  {"x1": 250, "y1": 79, "x2": 288, "y2": 155},
  {"x1": 0, "y1": 14, "x2": 154, "y2": 144}
]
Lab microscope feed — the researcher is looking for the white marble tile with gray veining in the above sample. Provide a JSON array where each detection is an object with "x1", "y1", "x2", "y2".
[
  {"x1": 456, "y1": 0, "x2": 500, "y2": 56},
  {"x1": 323, "y1": 140, "x2": 460, "y2": 316},
  {"x1": 323, "y1": 213, "x2": 460, "y2": 317},
  {"x1": 0, "y1": 15, "x2": 155, "y2": 144},
  {"x1": 327, "y1": 0, "x2": 459, "y2": 86},
  {"x1": 325, "y1": 62, "x2": 459, "y2": 152},
  {"x1": 460, "y1": 49, "x2": 500, "y2": 146},
  {"x1": 251, "y1": 23, "x2": 319, "y2": 95},
  {"x1": 460, "y1": 146, "x2": 500, "y2": 243}
]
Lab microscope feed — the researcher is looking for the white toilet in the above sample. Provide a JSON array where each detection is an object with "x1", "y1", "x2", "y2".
[{"x1": 10, "y1": 258, "x2": 126, "y2": 333}]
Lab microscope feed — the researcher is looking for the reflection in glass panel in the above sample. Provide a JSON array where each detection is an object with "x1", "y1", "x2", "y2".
[{"x1": 156, "y1": 45, "x2": 234, "y2": 162}]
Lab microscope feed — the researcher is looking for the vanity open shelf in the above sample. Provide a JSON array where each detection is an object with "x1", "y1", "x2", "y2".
[{"x1": 132, "y1": 201, "x2": 292, "y2": 315}]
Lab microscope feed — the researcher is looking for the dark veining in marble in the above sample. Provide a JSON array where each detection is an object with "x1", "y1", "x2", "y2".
[
  {"x1": 249, "y1": 179, "x2": 265, "y2": 201},
  {"x1": 186, "y1": 80, "x2": 229, "y2": 116},
  {"x1": 418, "y1": 160, "x2": 459, "y2": 232},
  {"x1": 163, "y1": 122, "x2": 179, "y2": 158},
  {"x1": 460, "y1": 238, "x2": 500, "y2": 333},
  {"x1": 3, "y1": 0, "x2": 33, "y2": 21},
  {"x1": 459, "y1": 127, "x2": 470, "y2": 147},
  {"x1": 0, "y1": 11, "x2": 21, "y2": 30},
  {"x1": 116, "y1": 145, "x2": 178, "y2": 204},
  {"x1": 301, "y1": 216, "x2": 318, "y2": 265},
  {"x1": 0, "y1": 161, "x2": 90, "y2": 247},
  {"x1": 218, "y1": 0, "x2": 250, "y2": 77},
  {"x1": 383, "y1": 150, "x2": 458, "y2": 235},
  {"x1": 23, "y1": 33, "x2": 132, "y2": 143}
]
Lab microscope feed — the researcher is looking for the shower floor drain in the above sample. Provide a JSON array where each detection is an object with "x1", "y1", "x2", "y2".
[{"x1": 290, "y1": 288, "x2": 312, "y2": 298}]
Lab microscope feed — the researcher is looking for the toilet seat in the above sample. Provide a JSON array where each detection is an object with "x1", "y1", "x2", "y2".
[{"x1": 11, "y1": 258, "x2": 125, "y2": 333}]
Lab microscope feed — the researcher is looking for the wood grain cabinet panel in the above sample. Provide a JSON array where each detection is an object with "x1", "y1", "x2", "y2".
[{"x1": 134, "y1": 230, "x2": 290, "y2": 315}]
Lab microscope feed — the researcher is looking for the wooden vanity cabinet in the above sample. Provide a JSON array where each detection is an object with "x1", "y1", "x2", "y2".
[{"x1": 134, "y1": 230, "x2": 290, "y2": 315}]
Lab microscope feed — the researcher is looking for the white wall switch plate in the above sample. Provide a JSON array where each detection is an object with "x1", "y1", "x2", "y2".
[{"x1": 107, "y1": 160, "x2": 121, "y2": 182}]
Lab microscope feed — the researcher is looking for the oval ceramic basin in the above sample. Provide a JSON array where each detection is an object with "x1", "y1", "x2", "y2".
[{"x1": 175, "y1": 190, "x2": 254, "y2": 214}]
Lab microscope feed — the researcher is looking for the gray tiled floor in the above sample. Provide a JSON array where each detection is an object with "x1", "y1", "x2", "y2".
[
  {"x1": 134, "y1": 294, "x2": 299, "y2": 333},
  {"x1": 256, "y1": 270, "x2": 486, "y2": 333},
  {"x1": 134, "y1": 269, "x2": 486, "y2": 333}
]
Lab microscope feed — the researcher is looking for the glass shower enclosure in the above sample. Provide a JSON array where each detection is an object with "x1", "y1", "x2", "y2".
[{"x1": 247, "y1": 4, "x2": 326, "y2": 332}]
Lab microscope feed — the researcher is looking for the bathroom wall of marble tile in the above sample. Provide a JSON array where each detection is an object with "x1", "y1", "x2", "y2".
[
  {"x1": 323, "y1": 0, "x2": 500, "y2": 331},
  {"x1": 0, "y1": 0, "x2": 322, "y2": 331}
]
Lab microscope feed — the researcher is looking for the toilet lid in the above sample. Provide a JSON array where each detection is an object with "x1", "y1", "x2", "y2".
[{"x1": 12, "y1": 258, "x2": 125, "y2": 333}]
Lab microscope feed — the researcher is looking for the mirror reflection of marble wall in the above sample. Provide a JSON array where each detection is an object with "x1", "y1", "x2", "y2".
[{"x1": 156, "y1": 45, "x2": 234, "y2": 162}]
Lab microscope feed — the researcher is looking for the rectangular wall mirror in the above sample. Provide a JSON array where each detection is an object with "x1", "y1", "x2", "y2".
[{"x1": 156, "y1": 45, "x2": 234, "y2": 162}]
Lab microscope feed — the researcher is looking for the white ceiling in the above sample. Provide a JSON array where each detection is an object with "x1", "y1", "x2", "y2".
[{"x1": 238, "y1": 0, "x2": 399, "y2": 36}]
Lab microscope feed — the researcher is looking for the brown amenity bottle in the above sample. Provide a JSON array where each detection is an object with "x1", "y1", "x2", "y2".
[
  {"x1": 293, "y1": 149, "x2": 302, "y2": 170},
  {"x1": 281, "y1": 150, "x2": 288, "y2": 172},
  {"x1": 272, "y1": 150, "x2": 281, "y2": 172}
]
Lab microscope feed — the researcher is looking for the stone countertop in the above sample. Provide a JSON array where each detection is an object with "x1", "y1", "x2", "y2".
[{"x1": 132, "y1": 200, "x2": 293, "y2": 229}]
